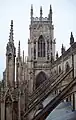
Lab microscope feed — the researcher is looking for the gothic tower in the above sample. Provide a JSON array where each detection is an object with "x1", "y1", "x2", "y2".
[
  {"x1": 6, "y1": 20, "x2": 16, "y2": 88},
  {"x1": 28, "y1": 5, "x2": 56, "y2": 94}
]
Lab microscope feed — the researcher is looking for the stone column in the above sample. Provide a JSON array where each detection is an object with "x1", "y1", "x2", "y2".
[
  {"x1": 28, "y1": 39, "x2": 31, "y2": 60},
  {"x1": 75, "y1": 93, "x2": 76, "y2": 110},
  {"x1": 1, "y1": 88, "x2": 5, "y2": 120},
  {"x1": 18, "y1": 90, "x2": 21, "y2": 120},
  {"x1": 36, "y1": 40, "x2": 38, "y2": 60},
  {"x1": 1, "y1": 102, "x2": 5, "y2": 120},
  {"x1": 73, "y1": 93, "x2": 75, "y2": 110},
  {"x1": 46, "y1": 40, "x2": 47, "y2": 60},
  {"x1": 6, "y1": 56, "x2": 9, "y2": 87}
]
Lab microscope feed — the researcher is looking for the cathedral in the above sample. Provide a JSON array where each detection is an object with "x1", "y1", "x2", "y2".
[{"x1": 0, "y1": 5, "x2": 76, "y2": 120}]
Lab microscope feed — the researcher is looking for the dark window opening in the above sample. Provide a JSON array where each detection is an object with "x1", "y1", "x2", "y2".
[{"x1": 38, "y1": 35, "x2": 45, "y2": 57}]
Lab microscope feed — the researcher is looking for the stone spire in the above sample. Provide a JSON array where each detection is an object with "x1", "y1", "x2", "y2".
[
  {"x1": 56, "y1": 51, "x2": 58, "y2": 60},
  {"x1": 50, "y1": 4, "x2": 52, "y2": 14},
  {"x1": 31, "y1": 4, "x2": 33, "y2": 24},
  {"x1": 6, "y1": 20, "x2": 16, "y2": 88},
  {"x1": 70, "y1": 32, "x2": 74, "y2": 45},
  {"x1": 18, "y1": 41, "x2": 21, "y2": 58},
  {"x1": 61, "y1": 44, "x2": 65, "y2": 55},
  {"x1": 16, "y1": 41, "x2": 21, "y2": 88},
  {"x1": 9, "y1": 20, "x2": 14, "y2": 43},
  {"x1": 40, "y1": 6, "x2": 42, "y2": 18},
  {"x1": 6, "y1": 20, "x2": 16, "y2": 56},
  {"x1": 48, "y1": 5, "x2": 52, "y2": 23}
]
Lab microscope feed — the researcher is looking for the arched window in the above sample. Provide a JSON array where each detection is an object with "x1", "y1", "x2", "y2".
[
  {"x1": 36, "y1": 71, "x2": 47, "y2": 89},
  {"x1": 59, "y1": 66, "x2": 61, "y2": 73},
  {"x1": 38, "y1": 35, "x2": 45, "y2": 57},
  {"x1": 65, "y1": 62, "x2": 70, "y2": 72}
]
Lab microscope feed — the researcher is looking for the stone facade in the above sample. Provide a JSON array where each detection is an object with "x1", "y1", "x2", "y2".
[
  {"x1": 27, "y1": 5, "x2": 56, "y2": 93},
  {"x1": 0, "y1": 5, "x2": 76, "y2": 120}
]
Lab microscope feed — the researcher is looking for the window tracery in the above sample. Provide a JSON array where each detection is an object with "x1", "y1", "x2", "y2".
[{"x1": 38, "y1": 35, "x2": 45, "y2": 57}]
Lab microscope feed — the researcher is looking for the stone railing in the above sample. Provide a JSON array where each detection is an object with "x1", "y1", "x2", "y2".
[{"x1": 33, "y1": 17, "x2": 49, "y2": 22}]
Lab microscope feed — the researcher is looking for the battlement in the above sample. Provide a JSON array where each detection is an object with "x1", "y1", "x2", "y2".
[
  {"x1": 30, "y1": 5, "x2": 52, "y2": 24},
  {"x1": 33, "y1": 17, "x2": 49, "y2": 22}
]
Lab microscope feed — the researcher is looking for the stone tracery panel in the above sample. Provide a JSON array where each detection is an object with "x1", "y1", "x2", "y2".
[
  {"x1": 38, "y1": 35, "x2": 45, "y2": 57},
  {"x1": 5, "y1": 97, "x2": 12, "y2": 120}
]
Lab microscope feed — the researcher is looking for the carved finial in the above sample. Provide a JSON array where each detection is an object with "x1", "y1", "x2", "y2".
[
  {"x1": 31, "y1": 4, "x2": 33, "y2": 16},
  {"x1": 6, "y1": 20, "x2": 16, "y2": 57},
  {"x1": 31, "y1": 4, "x2": 33, "y2": 23},
  {"x1": 61, "y1": 44, "x2": 65, "y2": 55},
  {"x1": 9, "y1": 20, "x2": 14, "y2": 43},
  {"x1": 50, "y1": 4, "x2": 52, "y2": 14},
  {"x1": 23, "y1": 50, "x2": 24, "y2": 63},
  {"x1": 56, "y1": 52, "x2": 58, "y2": 60},
  {"x1": 40, "y1": 6, "x2": 42, "y2": 18},
  {"x1": 70, "y1": 32, "x2": 74, "y2": 45},
  {"x1": 48, "y1": 5, "x2": 52, "y2": 23},
  {"x1": 18, "y1": 41, "x2": 20, "y2": 58}
]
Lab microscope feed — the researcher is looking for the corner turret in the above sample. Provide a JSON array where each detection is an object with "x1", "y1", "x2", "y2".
[{"x1": 6, "y1": 20, "x2": 16, "y2": 88}]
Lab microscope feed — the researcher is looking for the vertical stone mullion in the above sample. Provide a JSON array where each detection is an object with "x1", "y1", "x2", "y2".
[
  {"x1": 46, "y1": 41, "x2": 47, "y2": 60},
  {"x1": 1, "y1": 101, "x2": 5, "y2": 120},
  {"x1": 36, "y1": 41, "x2": 37, "y2": 60},
  {"x1": 73, "y1": 93, "x2": 75, "y2": 111}
]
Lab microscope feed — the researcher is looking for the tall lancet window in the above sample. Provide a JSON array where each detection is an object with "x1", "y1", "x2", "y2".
[{"x1": 38, "y1": 35, "x2": 45, "y2": 57}]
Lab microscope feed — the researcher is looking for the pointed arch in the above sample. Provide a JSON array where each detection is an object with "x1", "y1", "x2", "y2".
[
  {"x1": 4, "y1": 88, "x2": 13, "y2": 101},
  {"x1": 5, "y1": 96, "x2": 12, "y2": 120},
  {"x1": 38, "y1": 35, "x2": 45, "y2": 57},
  {"x1": 4, "y1": 89, "x2": 13, "y2": 120},
  {"x1": 36, "y1": 71, "x2": 48, "y2": 88},
  {"x1": 5, "y1": 89, "x2": 18, "y2": 120}
]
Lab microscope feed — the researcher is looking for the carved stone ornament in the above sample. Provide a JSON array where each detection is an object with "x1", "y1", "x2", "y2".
[
  {"x1": 5, "y1": 96, "x2": 12, "y2": 104},
  {"x1": 37, "y1": 24, "x2": 43, "y2": 30}
]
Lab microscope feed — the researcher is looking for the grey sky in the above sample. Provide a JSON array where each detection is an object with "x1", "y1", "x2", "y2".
[{"x1": 0, "y1": 0, "x2": 76, "y2": 79}]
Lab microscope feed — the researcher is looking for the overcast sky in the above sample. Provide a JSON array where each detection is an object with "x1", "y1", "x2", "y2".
[{"x1": 0, "y1": 0, "x2": 76, "y2": 79}]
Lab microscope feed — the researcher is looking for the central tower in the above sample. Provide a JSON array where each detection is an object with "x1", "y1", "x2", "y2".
[{"x1": 28, "y1": 5, "x2": 56, "y2": 93}]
